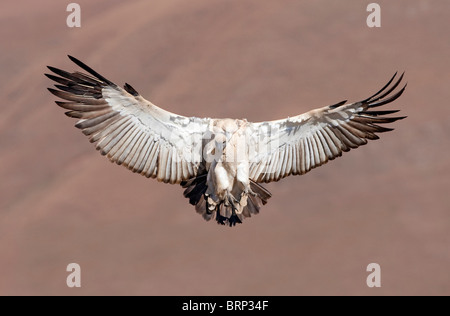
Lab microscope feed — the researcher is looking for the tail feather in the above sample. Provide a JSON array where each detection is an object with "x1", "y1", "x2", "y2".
[
  {"x1": 250, "y1": 180, "x2": 272, "y2": 205},
  {"x1": 245, "y1": 197, "x2": 260, "y2": 215},
  {"x1": 216, "y1": 207, "x2": 243, "y2": 226},
  {"x1": 181, "y1": 175, "x2": 207, "y2": 205},
  {"x1": 181, "y1": 176, "x2": 272, "y2": 226},
  {"x1": 195, "y1": 196, "x2": 214, "y2": 221}
]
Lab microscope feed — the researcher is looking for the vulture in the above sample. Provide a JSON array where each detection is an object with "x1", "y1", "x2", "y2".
[{"x1": 46, "y1": 56, "x2": 406, "y2": 226}]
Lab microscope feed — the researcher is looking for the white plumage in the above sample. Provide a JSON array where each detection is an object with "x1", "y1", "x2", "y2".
[{"x1": 47, "y1": 56, "x2": 406, "y2": 226}]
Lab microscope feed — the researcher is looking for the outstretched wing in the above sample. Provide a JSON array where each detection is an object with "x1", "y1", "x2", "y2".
[
  {"x1": 47, "y1": 56, "x2": 210, "y2": 184},
  {"x1": 247, "y1": 73, "x2": 407, "y2": 183}
]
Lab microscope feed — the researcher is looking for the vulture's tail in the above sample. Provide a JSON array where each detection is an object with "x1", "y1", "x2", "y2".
[{"x1": 181, "y1": 175, "x2": 272, "y2": 226}]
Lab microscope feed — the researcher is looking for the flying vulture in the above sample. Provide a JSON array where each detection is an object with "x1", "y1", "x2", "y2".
[{"x1": 46, "y1": 56, "x2": 406, "y2": 226}]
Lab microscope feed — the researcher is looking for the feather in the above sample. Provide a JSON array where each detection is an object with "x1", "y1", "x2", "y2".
[
  {"x1": 313, "y1": 132, "x2": 326, "y2": 163},
  {"x1": 110, "y1": 126, "x2": 138, "y2": 163},
  {"x1": 125, "y1": 131, "x2": 145, "y2": 169},
  {"x1": 165, "y1": 147, "x2": 173, "y2": 183},
  {"x1": 268, "y1": 150, "x2": 280, "y2": 182},
  {"x1": 328, "y1": 100, "x2": 348, "y2": 109},
  {"x1": 170, "y1": 148, "x2": 179, "y2": 184},
  {"x1": 306, "y1": 136, "x2": 315, "y2": 169},
  {"x1": 48, "y1": 88, "x2": 106, "y2": 104},
  {"x1": 83, "y1": 115, "x2": 124, "y2": 138},
  {"x1": 368, "y1": 73, "x2": 405, "y2": 104},
  {"x1": 145, "y1": 142, "x2": 159, "y2": 178},
  {"x1": 275, "y1": 147, "x2": 286, "y2": 180},
  {"x1": 302, "y1": 138, "x2": 311, "y2": 173},
  {"x1": 47, "y1": 66, "x2": 100, "y2": 86},
  {"x1": 369, "y1": 84, "x2": 407, "y2": 108},
  {"x1": 360, "y1": 72, "x2": 398, "y2": 103},
  {"x1": 250, "y1": 180, "x2": 272, "y2": 203},
  {"x1": 157, "y1": 146, "x2": 169, "y2": 182},
  {"x1": 136, "y1": 139, "x2": 153, "y2": 175},
  {"x1": 342, "y1": 122, "x2": 370, "y2": 139},
  {"x1": 333, "y1": 126, "x2": 358, "y2": 149},
  {"x1": 65, "y1": 108, "x2": 111, "y2": 119},
  {"x1": 97, "y1": 120, "x2": 133, "y2": 155},
  {"x1": 315, "y1": 131, "x2": 329, "y2": 162},
  {"x1": 91, "y1": 116, "x2": 129, "y2": 145},
  {"x1": 123, "y1": 83, "x2": 139, "y2": 96},
  {"x1": 68, "y1": 55, "x2": 116, "y2": 86},
  {"x1": 181, "y1": 158, "x2": 190, "y2": 180},
  {"x1": 117, "y1": 128, "x2": 140, "y2": 165},
  {"x1": 291, "y1": 142, "x2": 298, "y2": 175},
  {"x1": 318, "y1": 129, "x2": 335, "y2": 158},
  {"x1": 75, "y1": 111, "x2": 119, "y2": 129},
  {"x1": 284, "y1": 145, "x2": 293, "y2": 177},
  {"x1": 56, "y1": 101, "x2": 109, "y2": 112},
  {"x1": 323, "y1": 126, "x2": 343, "y2": 154}
]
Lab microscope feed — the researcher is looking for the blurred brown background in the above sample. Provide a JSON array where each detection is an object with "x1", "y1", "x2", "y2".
[{"x1": 0, "y1": 0, "x2": 449, "y2": 295}]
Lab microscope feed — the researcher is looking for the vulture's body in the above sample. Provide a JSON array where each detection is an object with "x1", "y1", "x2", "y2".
[{"x1": 47, "y1": 56, "x2": 406, "y2": 226}]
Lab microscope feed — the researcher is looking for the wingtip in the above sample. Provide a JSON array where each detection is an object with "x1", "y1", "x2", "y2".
[
  {"x1": 66, "y1": 55, "x2": 116, "y2": 86},
  {"x1": 390, "y1": 71, "x2": 398, "y2": 82},
  {"x1": 329, "y1": 100, "x2": 348, "y2": 109},
  {"x1": 68, "y1": 55, "x2": 84, "y2": 67},
  {"x1": 395, "y1": 83, "x2": 408, "y2": 98},
  {"x1": 54, "y1": 101, "x2": 66, "y2": 107},
  {"x1": 47, "y1": 65, "x2": 58, "y2": 72},
  {"x1": 360, "y1": 71, "x2": 400, "y2": 103},
  {"x1": 68, "y1": 55, "x2": 83, "y2": 66},
  {"x1": 124, "y1": 82, "x2": 139, "y2": 96}
]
